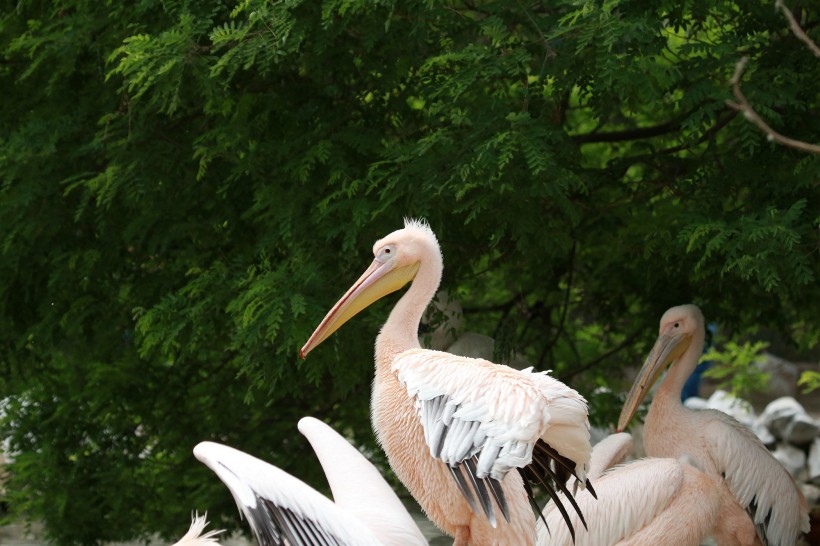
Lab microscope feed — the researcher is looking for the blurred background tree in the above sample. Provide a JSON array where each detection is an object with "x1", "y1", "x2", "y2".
[{"x1": 0, "y1": 0, "x2": 817, "y2": 543}]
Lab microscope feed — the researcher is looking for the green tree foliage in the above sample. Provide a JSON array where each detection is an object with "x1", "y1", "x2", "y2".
[{"x1": 1, "y1": 0, "x2": 818, "y2": 543}]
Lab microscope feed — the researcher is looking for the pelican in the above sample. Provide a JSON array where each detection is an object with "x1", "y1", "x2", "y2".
[
  {"x1": 173, "y1": 513, "x2": 223, "y2": 545},
  {"x1": 194, "y1": 417, "x2": 427, "y2": 546},
  {"x1": 618, "y1": 304, "x2": 810, "y2": 546},
  {"x1": 539, "y1": 432, "x2": 732, "y2": 546},
  {"x1": 301, "y1": 219, "x2": 593, "y2": 546}
]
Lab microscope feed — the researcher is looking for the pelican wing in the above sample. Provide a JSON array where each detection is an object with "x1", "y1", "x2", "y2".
[
  {"x1": 297, "y1": 417, "x2": 428, "y2": 546},
  {"x1": 538, "y1": 458, "x2": 720, "y2": 546},
  {"x1": 193, "y1": 442, "x2": 382, "y2": 546},
  {"x1": 704, "y1": 410, "x2": 810, "y2": 546},
  {"x1": 393, "y1": 348, "x2": 591, "y2": 533}
]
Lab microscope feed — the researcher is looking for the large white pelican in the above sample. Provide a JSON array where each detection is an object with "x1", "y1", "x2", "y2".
[
  {"x1": 618, "y1": 304, "x2": 810, "y2": 546},
  {"x1": 301, "y1": 219, "x2": 593, "y2": 546},
  {"x1": 194, "y1": 417, "x2": 427, "y2": 546}
]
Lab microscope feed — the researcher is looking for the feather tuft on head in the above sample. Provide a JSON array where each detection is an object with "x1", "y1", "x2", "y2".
[{"x1": 402, "y1": 218, "x2": 438, "y2": 243}]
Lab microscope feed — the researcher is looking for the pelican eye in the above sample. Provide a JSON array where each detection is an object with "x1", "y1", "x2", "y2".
[
  {"x1": 673, "y1": 322, "x2": 680, "y2": 328},
  {"x1": 376, "y1": 244, "x2": 396, "y2": 263}
]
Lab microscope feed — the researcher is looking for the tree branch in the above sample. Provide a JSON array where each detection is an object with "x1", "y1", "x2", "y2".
[
  {"x1": 725, "y1": 2, "x2": 820, "y2": 154},
  {"x1": 725, "y1": 57, "x2": 820, "y2": 154},
  {"x1": 572, "y1": 118, "x2": 683, "y2": 144},
  {"x1": 557, "y1": 328, "x2": 643, "y2": 382},
  {"x1": 777, "y1": 0, "x2": 820, "y2": 58}
]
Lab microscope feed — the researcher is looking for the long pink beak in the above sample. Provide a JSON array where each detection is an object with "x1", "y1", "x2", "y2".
[
  {"x1": 300, "y1": 259, "x2": 419, "y2": 358},
  {"x1": 617, "y1": 331, "x2": 691, "y2": 432}
]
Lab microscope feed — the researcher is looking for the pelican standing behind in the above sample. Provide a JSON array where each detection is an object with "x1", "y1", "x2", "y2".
[
  {"x1": 194, "y1": 417, "x2": 427, "y2": 546},
  {"x1": 618, "y1": 304, "x2": 809, "y2": 546},
  {"x1": 301, "y1": 219, "x2": 593, "y2": 546}
]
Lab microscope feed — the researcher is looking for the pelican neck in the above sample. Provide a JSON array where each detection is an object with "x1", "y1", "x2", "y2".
[
  {"x1": 376, "y1": 256, "x2": 442, "y2": 358},
  {"x1": 654, "y1": 329, "x2": 706, "y2": 403}
]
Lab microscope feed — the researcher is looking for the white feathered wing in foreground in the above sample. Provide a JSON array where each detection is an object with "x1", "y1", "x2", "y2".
[
  {"x1": 539, "y1": 432, "x2": 727, "y2": 546},
  {"x1": 194, "y1": 417, "x2": 427, "y2": 546}
]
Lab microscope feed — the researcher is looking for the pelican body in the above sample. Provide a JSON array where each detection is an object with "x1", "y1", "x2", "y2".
[
  {"x1": 301, "y1": 220, "x2": 593, "y2": 546},
  {"x1": 194, "y1": 417, "x2": 427, "y2": 546},
  {"x1": 618, "y1": 305, "x2": 809, "y2": 546}
]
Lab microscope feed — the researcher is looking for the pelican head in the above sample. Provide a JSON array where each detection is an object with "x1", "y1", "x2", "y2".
[
  {"x1": 617, "y1": 304, "x2": 703, "y2": 431},
  {"x1": 300, "y1": 219, "x2": 440, "y2": 358}
]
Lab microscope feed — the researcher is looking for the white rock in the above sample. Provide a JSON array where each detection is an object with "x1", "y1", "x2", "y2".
[
  {"x1": 759, "y1": 396, "x2": 809, "y2": 440},
  {"x1": 755, "y1": 353, "x2": 799, "y2": 398},
  {"x1": 752, "y1": 418, "x2": 776, "y2": 446},
  {"x1": 706, "y1": 390, "x2": 757, "y2": 428},
  {"x1": 419, "y1": 291, "x2": 463, "y2": 350},
  {"x1": 446, "y1": 332, "x2": 531, "y2": 370},
  {"x1": 589, "y1": 426, "x2": 612, "y2": 447},
  {"x1": 684, "y1": 396, "x2": 709, "y2": 410},
  {"x1": 808, "y1": 437, "x2": 820, "y2": 484},
  {"x1": 447, "y1": 331, "x2": 495, "y2": 360},
  {"x1": 772, "y1": 442, "x2": 806, "y2": 478},
  {"x1": 783, "y1": 414, "x2": 820, "y2": 445},
  {"x1": 801, "y1": 483, "x2": 820, "y2": 506}
]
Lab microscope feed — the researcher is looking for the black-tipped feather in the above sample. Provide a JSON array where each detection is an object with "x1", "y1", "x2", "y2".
[
  {"x1": 449, "y1": 464, "x2": 481, "y2": 516},
  {"x1": 257, "y1": 496, "x2": 344, "y2": 546},
  {"x1": 256, "y1": 497, "x2": 287, "y2": 545},
  {"x1": 520, "y1": 464, "x2": 576, "y2": 542},
  {"x1": 464, "y1": 458, "x2": 497, "y2": 527},
  {"x1": 530, "y1": 450, "x2": 588, "y2": 530},
  {"x1": 534, "y1": 441, "x2": 573, "y2": 487},
  {"x1": 534, "y1": 440, "x2": 597, "y2": 499},
  {"x1": 516, "y1": 438, "x2": 603, "y2": 542},
  {"x1": 486, "y1": 475, "x2": 511, "y2": 523},
  {"x1": 522, "y1": 471, "x2": 551, "y2": 535},
  {"x1": 260, "y1": 498, "x2": 294, "y2": 546}
]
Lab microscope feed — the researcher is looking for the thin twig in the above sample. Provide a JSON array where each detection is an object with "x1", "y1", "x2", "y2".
[
  {"x1": 725, "y1": 57, "x2": 820, "y2": 154},
  {"x1": 547, "y1": 242, "x2": 575, "y2": 350},
  {"x1": 777, "y1": 0, "x2": 820, "y2": 57},
  {"x1": 557, "y1": 329, "x2": 643, "y2": 382}
]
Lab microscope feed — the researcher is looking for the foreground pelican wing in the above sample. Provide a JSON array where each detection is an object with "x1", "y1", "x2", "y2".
[
  {"x1": 194, "y1": 417, "x2": 426, "y2": 546},
  {"x1": 618, "y1": 304, "x2": 809, "y2": 546},
  {"x1": 296, "y1": 417, "x2": 427, "y2": 546},
  {"x1": 301, "y1": 219, "x2": 592, "y2": 545},
  {"x1": 538, "y1": 457, "x2": 722, "y2": 546}
]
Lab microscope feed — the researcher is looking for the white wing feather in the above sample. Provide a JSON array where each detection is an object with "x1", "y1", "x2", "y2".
[
  {"x1": 193, "y1": 442, "x2": 382, "y2": 546},
  {"x1": 703, "y1": 409, "x2": 809, "y2": 546},
  {"x1": 393, "y1": 348, "x2": 591, "y2": 481}
]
